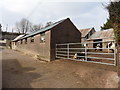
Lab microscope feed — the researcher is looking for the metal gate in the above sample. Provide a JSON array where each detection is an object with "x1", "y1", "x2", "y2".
[{"x1": 56, "y1": 39, "x2": 117, "y2": 66}]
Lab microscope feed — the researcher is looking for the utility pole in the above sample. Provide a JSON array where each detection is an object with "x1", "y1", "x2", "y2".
[
  {"x1": 12, "y1": 28, "x2": 13, "y2": 33},
  {"x1": 6, "y1": 24, "x2": 8, "y2": 32},
  {"x1": 0, "y1": 24, "x2": 2, "y2": 32}
]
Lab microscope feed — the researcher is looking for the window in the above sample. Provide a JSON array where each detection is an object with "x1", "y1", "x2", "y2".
[
  {"x1": 40, "y1": 33, "x2": 45, "y2": 43},
  {"x1": 31, "y1": 36, "x2": 34, "y2": 42},
  {"x1": 25, "y1": 38, "x2": 27, "y2": 44}
]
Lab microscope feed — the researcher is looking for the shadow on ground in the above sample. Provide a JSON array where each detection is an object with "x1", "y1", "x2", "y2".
[{"x1": 2, "y1": 59, "x2": 41, "y2": 88}]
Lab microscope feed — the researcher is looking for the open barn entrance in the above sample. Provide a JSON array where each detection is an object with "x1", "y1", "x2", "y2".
[
  {"x1": 93, "y1": 39, "x2": 102, "y2": 48},
  {"x1": 56, "y1": 38, "x2": 117, "y2": 66}
]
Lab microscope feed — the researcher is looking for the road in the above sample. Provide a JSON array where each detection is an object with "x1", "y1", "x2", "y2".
[{"x1": 2, "y1": 49, "x2": 119, "y2": 88}]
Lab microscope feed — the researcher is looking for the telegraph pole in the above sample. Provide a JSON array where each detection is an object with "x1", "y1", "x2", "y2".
[
  {"x1": 6, "y1": 24, "x2": 8, "y2": 32},
  {"x1": 0, "y1": 24, "x2": 2, "y2": 32}
]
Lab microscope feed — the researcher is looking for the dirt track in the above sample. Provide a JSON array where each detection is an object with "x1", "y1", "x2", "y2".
[{"x1": 2, "y1": 49, "x2": 119, "y2": 88}]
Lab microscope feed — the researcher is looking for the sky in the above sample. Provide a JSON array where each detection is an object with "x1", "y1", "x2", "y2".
[{"x1": 0, "y1": 0, "x2": 111, "y2": 32}]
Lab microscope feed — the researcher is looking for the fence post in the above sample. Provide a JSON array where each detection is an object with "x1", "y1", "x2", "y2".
[
  {"x1": 116, "y1": 43, "x2": 120, "y2": 76},
  {"x1": 55, "y1": 44, "x2": 57, "y2": 59},
  {"x1": 114, "y1": 40, "x2": 117, "y2": 66},
  {"x1": 67, "y1": 44, "x2": 69, "y2": 59},
  {"x1": 85, "y1": 43, "x2": 87, "y2": 61}
]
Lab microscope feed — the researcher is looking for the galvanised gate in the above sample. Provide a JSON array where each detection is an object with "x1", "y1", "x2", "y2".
[{"x1": 56, "y1": 38, "x2": 117, "y2": 66}]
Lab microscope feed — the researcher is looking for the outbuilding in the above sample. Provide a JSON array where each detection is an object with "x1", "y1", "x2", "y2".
[
  {"x1": 79, "y1": 27, "x2": 96, "y2": 44},
  {"x1": 87, "y1": 28, "x2": 114, "y2": 48},
  {"x1": 12, "y1": 18, "x2": 81, "y2": 61}
]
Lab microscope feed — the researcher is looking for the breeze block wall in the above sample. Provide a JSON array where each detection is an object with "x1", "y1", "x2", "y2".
[{"x1": 14, "y1": 30, "x2": 51, "y2": 61}]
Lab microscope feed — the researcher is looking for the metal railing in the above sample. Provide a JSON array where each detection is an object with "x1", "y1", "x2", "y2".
[{"x1": 56, "y1": 39, "x2": 117, "y2": 66}]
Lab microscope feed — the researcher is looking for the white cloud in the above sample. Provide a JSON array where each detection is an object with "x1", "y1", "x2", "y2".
[
  {"x1": 1, "y1": 1, "x2": 109, "y2": 32},
  {"x1": 28, "y1": 2, "x2": 93, "y2": 23},
  {"x1": 3, "y1": 0, "x2": 41, "y2": 16},
  {"x1": 70, "y1": 2, "x2": 109, "y2": 30}
]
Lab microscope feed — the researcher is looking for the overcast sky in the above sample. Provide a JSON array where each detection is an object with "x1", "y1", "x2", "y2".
[{"x1": 1, "y1": 0, "x2": 111, "y2": 32}]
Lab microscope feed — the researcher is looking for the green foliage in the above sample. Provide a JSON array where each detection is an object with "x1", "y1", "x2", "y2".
[
  {"x1": 106, "y1": 1, "x2": 120, "y2": 43},
  {"x1": 101, "y1": 19, "x2": 113, "y2": 30}
]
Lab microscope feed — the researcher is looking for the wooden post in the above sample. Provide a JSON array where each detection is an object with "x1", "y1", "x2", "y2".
[
  {"x1": 116, "y1": 43, "x2": 120, "y2": 76},
  {"x1": 67, "y1": 44, "x2": 69, "y2": 59},
  {"x1": 117, "y1": 43, "x2": 120, "y2": 89}
]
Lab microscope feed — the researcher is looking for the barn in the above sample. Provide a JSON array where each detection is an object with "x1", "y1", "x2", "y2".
[
  {"x1": 0, "y1": 31, "x2": 21, "y2": 47},
  {"x1": 87, "y1": 28, "x2": 114, "y2": 48},
  {"x1": 12, "y1": 18, "x2": 81, "y2": 61}
]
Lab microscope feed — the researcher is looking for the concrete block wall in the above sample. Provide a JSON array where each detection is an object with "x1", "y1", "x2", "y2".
[{"x1": 13, "y1": 31, "x2": 51, "y2": 61}]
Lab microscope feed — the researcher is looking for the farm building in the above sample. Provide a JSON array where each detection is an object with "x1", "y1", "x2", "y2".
[
  {"x1": 79, "y1": 27, "x2": 96, "y2": 43},
  {"x1": 12, "y1": 34, "x2": 26, "y2": 49},
  {"x1": 0, "y1": 31, "x2": 21, "y2": 47},
  {"x1": 12, "y1": 18, "x2": 81, "y2": 61},
  {"x1": 87, "y1": 28, "x2": 114, "y2": 48}
]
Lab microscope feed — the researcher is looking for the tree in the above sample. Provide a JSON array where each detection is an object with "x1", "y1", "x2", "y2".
[
  {"x1": 30, "y1": 24, "x2": 43, "y2": 32},
  {"x1": 15, "y1": 18, "x2": 33, "y2": 34},
  {"x1": 45, "y1": 21, "x2": 53, "y2": 27},
  {"x1": 106, "y1": 1, "x2": 120, "y2": 43},
  {"x1": 101, "y1": 18, "x2": 113, "y2": 30}
]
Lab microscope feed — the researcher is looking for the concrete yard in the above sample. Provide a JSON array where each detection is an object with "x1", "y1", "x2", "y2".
[{"x1": 2, "y1": 48, "x2": 119, "y2": 88}]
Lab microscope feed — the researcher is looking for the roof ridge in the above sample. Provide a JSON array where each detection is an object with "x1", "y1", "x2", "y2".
[
  {"x1": 79, "y1": 27, "x2": 93, "y2": 30},
  {"x1": 20, "y1": 18, "x2": 69, "y2": 40},
  {"x1": 96, "y1": 28, "x2": 113, "y2": 32},
  {"x1": 89, "y1": 29, "x2": 114, "y2": 40}
]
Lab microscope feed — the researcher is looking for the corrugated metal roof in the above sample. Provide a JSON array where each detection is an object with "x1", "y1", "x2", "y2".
[
  {"x1": 89, "y1": 28, "x2": 114, "y2": 40},
  {"x1": 21, "y1": 18, "x2": 67, "y2": 40},
  {"x1": 79, "y1": 28, "x2": 93, "y2": 37}
]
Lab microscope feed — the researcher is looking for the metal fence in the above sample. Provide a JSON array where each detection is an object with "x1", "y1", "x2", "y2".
[{"x1": 56, "y1": 39, "x2": 117, "y2": 66}]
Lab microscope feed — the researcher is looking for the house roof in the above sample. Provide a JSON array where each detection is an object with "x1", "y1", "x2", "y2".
[
  {"x1": 13, "y1": 34, "x2": 26, "y2": 41},
  {"x1": 89, "y1": 28, "x2": 114, "y2": 40},
  {"x1": 1, "y1": 31, "x2": 22, "y2": 35},
  {"x1": 79, "y1": 28, "x2": 94, "y2": 37},
  {"x1": 21, "y1": 18, "x2": 67, "y2": 40}
]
